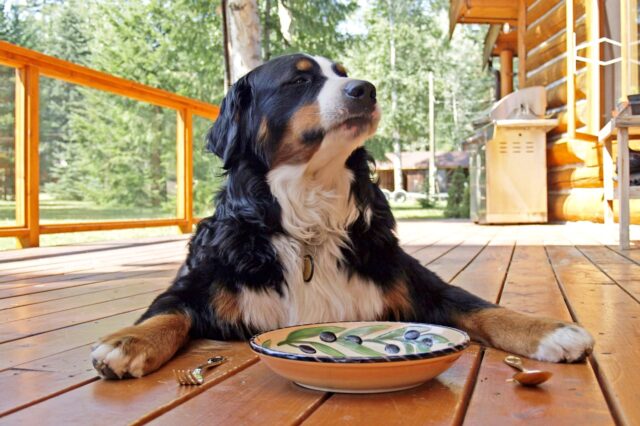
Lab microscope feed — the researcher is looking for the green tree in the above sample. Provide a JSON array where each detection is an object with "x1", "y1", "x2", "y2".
[
  {"x1": 345, "y1": 1, "x2": 492, "y2": 160},
  {"x1": 444, "y1": 167, "x2": 469, "y2": 218}
]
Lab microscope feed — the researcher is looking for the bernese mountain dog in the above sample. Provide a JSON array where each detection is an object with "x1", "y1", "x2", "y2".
[{"x1": 91, "y1": 54, "x2": 594, "y2": 379}]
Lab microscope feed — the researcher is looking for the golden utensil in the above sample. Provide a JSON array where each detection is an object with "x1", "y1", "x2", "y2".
[
  {"x1": 504, "y1": 355, "x2": 552, "y2": 386},
  {"x1": 173, "y1": 356, "x2": 226, "y2": 385}
]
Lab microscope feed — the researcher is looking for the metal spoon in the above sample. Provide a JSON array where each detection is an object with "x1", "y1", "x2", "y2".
[{"x1": 504, "y1": 355, "x2": 552, "y2": 386}]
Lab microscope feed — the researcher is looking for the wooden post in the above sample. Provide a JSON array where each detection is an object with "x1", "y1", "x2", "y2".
[
  {"x1": 618, "y1": 127, "x2": 630, "y2": 249},
  {"x1": 176, "y1": 109, "x2": 193, "y2": 233},
  {"x1": 428, "y1": 71, "x2": 436, "y2": 199},
  {"x1": 621, "y1": 0, "x2": 639, "y2": 99},
  {"x1": 585, "y1": 0, "x2": 601, "y2": 135},
  {"x1": 499, "y1": 49, "x2": 514, "y2": 98},
  {"x1": 566, "y1": 0, "x2": 576, "y2": 138},
  {"x1": 14, "y1": 66, "x2": 39, "y2": 248},
  {"x1": 517, "y1": 0, "x2": 526, "y2": 89}
]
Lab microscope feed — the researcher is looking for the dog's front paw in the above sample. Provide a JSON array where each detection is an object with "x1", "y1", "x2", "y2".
[
  {"x1": 531, "y1": 323, "x2": 594, "y2": 363},
  {"x1": 91, "y1": 332, "x2": 152, "y2": 379}
]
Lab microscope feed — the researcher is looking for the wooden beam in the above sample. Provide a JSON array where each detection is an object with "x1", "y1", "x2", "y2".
[
  {"x1": 0, "y1": 41, "x2": 219, "y2": 120},
  {"x1": 526, "y1": 0, "x2": 562, "y2": 28},
  {"x1": 620, "y1": 0, "x2": 638, "y2": 100},
  {"x1": 585, "y1": 0, "x2": 602, "y2": 135},
  {"x1": 527, "y1": 57, "x2": 586, "y2": 87},
  {"x1": 527, "y1": 19, "x2": 586, "y2": 72},
  {"x1": 566, "y1": 0, "x2": 576, "y2": 138},
  {"x1": 517, "y1": 0, "x2": 526, "y2": 88},
  {"x1": 14, "y1": 66, "x2": 39, "y2": 248},
  {"x1": 500, "y1": 49, "x2": 514, "y2": 97},
  {"x1": 176, "y1": 109, "x2": 194, "y2": 234},
  {"x1": 525, "y1": 1, "x2": 585, "y2": 51},
  {"x1": 39, "y1": 219, "x2": 186, "y2": 234}
]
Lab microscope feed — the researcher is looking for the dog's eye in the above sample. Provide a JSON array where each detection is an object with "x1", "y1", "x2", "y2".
[{"x1": 288, "y1": 76, "x2": 310, "y2": 86}]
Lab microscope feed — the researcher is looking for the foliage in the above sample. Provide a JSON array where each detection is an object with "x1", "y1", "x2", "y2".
[
  {"x1": 0, "y1": 0, "x2": 491, "y2": 217},
  {"x1": 345, "y1": 1, "x2": 492, "y2": 159},
  {"x1": 418, "y1": 176, "x2": 435, "y2": 208},
  {"x1": 444, "y1": 167, "x2": 469, "y2": 218}
]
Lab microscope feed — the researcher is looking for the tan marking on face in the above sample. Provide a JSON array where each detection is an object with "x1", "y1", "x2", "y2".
[
  {"x1": 380, "y1": 281, "x2": 414, "y2": 320},
  {"x1": 272, "y1": 103, "x2": 323, "y2": 167},
  {"x1": 334, "y1": 63, "x2": 348, "y2": 76},
  {"x1": 213, "y1": 288, "x2": 242, "y2": 323},
  {"x1": 296, "y1": 59, "x2": 313, "y2": 71},
  {"x1": 97, "y1": 313, "x2": 191, "y2": 376},
  {"x1": 453, "y1": 307, "x2": 564, "y2": 355}
]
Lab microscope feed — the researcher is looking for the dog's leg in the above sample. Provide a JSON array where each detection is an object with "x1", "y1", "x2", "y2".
[
  {"x1": 451, "y1": 304, "x2": 594, "y2": 362},
  {"x1": 91, "y1": 311, "x2": 191, "y2": 379},
  {"x1": 400, "y1": 254, "x2": 594, "y2": 363}
]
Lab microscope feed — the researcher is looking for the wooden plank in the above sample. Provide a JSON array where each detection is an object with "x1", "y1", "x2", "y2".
[
  {"x1": 0, "y1": 291, "x2": 161, "y2": 344},
  {"x1": 576, "y1": 246, "x2": 640, "y2": 300},
  {"x1": 301, "y1": 347, "x2": 482, "y2": 426},
  {"x1": 0, "y1": 278, "x2": 168, "y2": 323},
  {"x1": 547, "y1": 245, "x2": 640, "y2": 426},
  {"x1": 0, "y1": 41, "x2": 219, "y2": 120},
  {"x1": 0, "y1": 239, "x2": 185, "y2": 277},
  {"x1": 463, "y1": 245, "x2": 614, "y2": 425},
  {"x1": 427, "y1": 232, "x2": 495, "y2": 282},
  {"x1": 147, "y1": 362, "x2": 327, "y2": 426},
  {"x1": 0, "y1": 268, "x2": 174, "y2": 312},
  {"x1": 0, "y1": 256, "x2": 179, "y2": 301},
  {"x1": 0, "y1": 235, "x2": 187, "y2": 264},
  {"x1": 0, "y1": 310, "x2": 142, "y2": 371},
  {"x1": 0, "y1": 344, "x2": 99, "y2": 417},
  {"x1": 1, "y1": 341, "x2": 258, "y2": 425}
]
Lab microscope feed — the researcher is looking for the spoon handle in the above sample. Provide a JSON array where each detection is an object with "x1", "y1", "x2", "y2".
[{"x1": 504, "y1": 355, "x2": 525, "y2": 372}]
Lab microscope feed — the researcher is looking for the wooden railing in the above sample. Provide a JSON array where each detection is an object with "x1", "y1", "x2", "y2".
[{"x1": 0, "y1": 41, "x2": 220, "y2": 248}]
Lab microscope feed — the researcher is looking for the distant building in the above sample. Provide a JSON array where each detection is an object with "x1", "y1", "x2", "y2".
[{"x1": 375, "y1": 151, "x2": 469, "y2": 193}]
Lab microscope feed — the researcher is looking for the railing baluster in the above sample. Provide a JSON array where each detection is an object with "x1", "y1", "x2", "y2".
[
  {"x1": 176, "y1": 108, "x2": 194, "y2": 233},
  {"x1": 14, "y1": 65, "x2": 40, "y2": 248}
]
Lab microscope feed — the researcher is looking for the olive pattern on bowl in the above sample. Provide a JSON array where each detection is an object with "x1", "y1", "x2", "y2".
[{"x1": 250, "y1": 322, "x2": 469, "y2": 363}]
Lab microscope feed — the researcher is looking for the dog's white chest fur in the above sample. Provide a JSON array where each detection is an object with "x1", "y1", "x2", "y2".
[{"x1": 237, "y1": 164, "x2": 384, "y2": 330}]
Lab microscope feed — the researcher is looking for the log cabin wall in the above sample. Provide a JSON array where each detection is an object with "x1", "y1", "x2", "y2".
[{"x1": 523, "y1": 0, "x2": 640, "y2": 223}]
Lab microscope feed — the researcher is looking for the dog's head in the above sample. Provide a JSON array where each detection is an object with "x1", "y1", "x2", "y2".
[{"x1": 207, "y1": 54, "x2": 380, "y2": 172}]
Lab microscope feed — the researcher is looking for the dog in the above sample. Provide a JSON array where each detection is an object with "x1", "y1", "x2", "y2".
[{"x1": 91, "y1": 54, "x2": 594, "y2": 379}]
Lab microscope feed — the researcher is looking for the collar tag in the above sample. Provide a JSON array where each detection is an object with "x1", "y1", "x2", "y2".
[{"x1": 303, "y1": 254, "x2": 314, "y2": 283}]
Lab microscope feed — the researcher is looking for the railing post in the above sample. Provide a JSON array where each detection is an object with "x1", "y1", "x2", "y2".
[
  {"x1": 176, "y1": 108, "x2": 193, "y2": 233},
  {"x1": 14, "y1": 65, "x2": 40, "y2": 248},
  {"x1": 566, "y1": 0, "x2": 576, "y2": 138}
]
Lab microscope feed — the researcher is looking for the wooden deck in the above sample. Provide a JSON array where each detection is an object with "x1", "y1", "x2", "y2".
[{"x1": 0, "y1": 220, "x2": 638, "y2": 425}]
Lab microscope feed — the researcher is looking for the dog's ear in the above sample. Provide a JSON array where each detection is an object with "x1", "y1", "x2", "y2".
[{"x1": 206, "y1": 75, "x2": 253, "y2": 169}]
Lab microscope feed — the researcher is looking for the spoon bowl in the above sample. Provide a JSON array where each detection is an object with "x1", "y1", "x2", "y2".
[{"x1": 504, "y1": 355, "x2": 552, "y2": 387}]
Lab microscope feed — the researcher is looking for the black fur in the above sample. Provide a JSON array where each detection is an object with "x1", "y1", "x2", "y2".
[{"x1": 139, "y1": 54, "x2": 495, "y2": 342}]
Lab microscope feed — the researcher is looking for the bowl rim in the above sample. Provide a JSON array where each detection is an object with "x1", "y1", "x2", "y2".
[{"x1": 249, "y1": 321, "x2": 470, "y2": 364}]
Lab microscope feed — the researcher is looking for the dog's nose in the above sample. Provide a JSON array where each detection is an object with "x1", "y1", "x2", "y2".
[{"x1": 343, "y1": 80, "x2": 376, "y2": 103}]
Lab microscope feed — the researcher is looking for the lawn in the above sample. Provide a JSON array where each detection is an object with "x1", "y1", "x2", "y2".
[{"x1": 0, "y1": 198, "x2": 445, "y2": 251}]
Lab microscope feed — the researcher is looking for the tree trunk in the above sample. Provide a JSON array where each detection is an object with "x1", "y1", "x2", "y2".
[
  {"x1": 223, "y1": 0, "x2": 263, "y2": 85},
  {"x1": 387, "y1": 0, "x2": 403, "y2": 193}
]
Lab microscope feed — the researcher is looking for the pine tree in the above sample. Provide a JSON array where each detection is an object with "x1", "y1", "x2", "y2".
[{"x1": 444, "y1": 167, "x2": 469, "y2": 218}]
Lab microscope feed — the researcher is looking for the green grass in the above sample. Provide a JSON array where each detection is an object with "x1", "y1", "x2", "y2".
[
  {"x1": 0, "y1": 197, "x2": 443, "y2": 251},
  {"x1": 389, "y1": 200, "x2": 446, "y2": 220}
]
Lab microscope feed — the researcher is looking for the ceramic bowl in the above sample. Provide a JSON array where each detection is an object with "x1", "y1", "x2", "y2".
[{"x1": 249, "y1": 321, "x2": 469, "y2": 393}]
